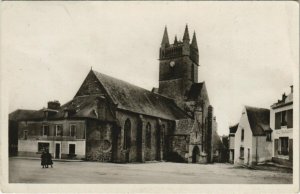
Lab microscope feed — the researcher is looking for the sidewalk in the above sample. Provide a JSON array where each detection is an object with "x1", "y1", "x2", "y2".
[
  {"x1": 11, "y1": 156, "x2": 83, "y2": 162},
  {"x1": 252, "y1": 162, "x2": 292, "y2": 173}
]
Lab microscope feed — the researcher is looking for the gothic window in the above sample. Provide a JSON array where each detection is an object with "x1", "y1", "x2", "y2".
[
  {"x1": 146, "y1": 123, "x2": 152, "y2": 149},
  {"x1": 123, "y1": 119, "x2": 131, "y2": 150}
]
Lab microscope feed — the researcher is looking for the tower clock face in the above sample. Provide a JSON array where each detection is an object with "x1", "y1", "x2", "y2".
[{"x1": 170, "y1": 61, "x2": 175, "y2": 67}]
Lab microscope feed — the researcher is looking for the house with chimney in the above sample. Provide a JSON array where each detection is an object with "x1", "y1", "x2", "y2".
[
  {"x1": 9, "y1": 25, "x2": 219, "y2": 163},
  {"x1": 270, "y1": 86, "x2": 293, "y2": 167}
]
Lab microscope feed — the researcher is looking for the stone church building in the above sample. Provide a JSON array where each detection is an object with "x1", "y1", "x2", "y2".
[{"x1": 9, "y1": 25, "x2": 217, "y2": 163}]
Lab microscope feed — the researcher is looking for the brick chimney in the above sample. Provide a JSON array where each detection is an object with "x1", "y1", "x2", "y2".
[
  {"x1": 282, "y1": 93, "x2": 287, "y2": 101},
  {"x1": 290, "y1": 85, "x2": 293, "y2": 93},
  {"x1": 48, "y1": 100, "x2": 60, "y2": 110}
]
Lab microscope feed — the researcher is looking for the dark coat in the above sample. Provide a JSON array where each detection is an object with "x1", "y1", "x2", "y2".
[
  {"x1": 46, "y1": 153, "x2": 53, "y2": 165},
  {"x1": 41, "y1": 152, "x2": 47, "y2": 166}
]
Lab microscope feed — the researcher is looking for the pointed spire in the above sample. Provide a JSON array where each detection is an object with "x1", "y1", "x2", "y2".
[
  {"x1": 191, "y1": 31, "x2": 198, "y2": 49},
  {"x1": 161, "y1": 26, "x2": 169, "y2": 46},
  {"x1": 183, "y1": 24, "x2": 190, "y2": 41},
  {"x1": 174, "y1": 35, "x2": 178, "y2": 44}
]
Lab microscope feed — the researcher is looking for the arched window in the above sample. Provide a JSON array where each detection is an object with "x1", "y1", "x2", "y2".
[
  {"x1": 146, "y1": 122, "x2": 151, "y2": 149},
  {"x1": 123, "y1": 119, "x2": 131, "y2": 149}
]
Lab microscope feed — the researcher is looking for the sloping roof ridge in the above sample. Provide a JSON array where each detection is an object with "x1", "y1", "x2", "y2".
[
  {"x1": 229, "y1": 123, "x2": 239, "y2": 129},
  {"x1": 245, "y1": 105, "x2": 269, "y2": 112},
  {"x1": 10, "y1": 108, "x2": 37, "y2": 113},
  {"x1": 92, "y1": 70, "x2": 152, "y2": 92},
  {"x1": 150, "y1": 91, "x2": 175, "y2": 101}
]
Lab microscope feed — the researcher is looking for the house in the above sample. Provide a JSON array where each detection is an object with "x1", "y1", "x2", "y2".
[
  {"x1": 228, "y1": 123, "x2": 238, "y2": 163},
  {"x1": 9, "y1": 25, "x2": 217, "y2": 163},
  {"x1": 270, "y1": 86, "x2": 293, "y2": 167},
  {"x1": 212, "y1": 132, "x2": 228, "y2": 163},
  {"x1": 234, "y1": 106, "x2": 272, "y2": 166}
]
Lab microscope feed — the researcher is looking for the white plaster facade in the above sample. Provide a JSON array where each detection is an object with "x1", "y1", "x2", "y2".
[
  {"x1": 234, "y1": 107, "x2": 272, "y2": 166},
  {"x1": 270, "y1": 90, "x2": 293, "y2": 162},
  {"x1": 18, "y1": 139, "x2": 86, "y2": 159}
]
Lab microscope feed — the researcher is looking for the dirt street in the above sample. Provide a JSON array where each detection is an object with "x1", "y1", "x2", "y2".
[{"x1": 9, "y1": 157, "x2": 292, "y2": 184}]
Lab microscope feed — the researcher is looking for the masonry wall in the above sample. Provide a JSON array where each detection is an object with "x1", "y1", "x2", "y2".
[
  {"x1": 229, "y1": 135, "x2": 235, "y2": 149},
  {"x1": 270, "y1": 104, "x2": 293, "y2": 159},
  {"x1": 234, "y1": 109, "x2": 253, "y2": 165},
  {"x1": 114, "y1": 110, "x2": 172, "y2": 163},
  {"x1": 252, "y1": 136, "x2": 272, "y2": 163},
  {"x1": 85, "y1": 120, "x2": 114, "y2": 162},
  {"x1": 17, "y1": 120, "x2": 86, "y2": 160}
]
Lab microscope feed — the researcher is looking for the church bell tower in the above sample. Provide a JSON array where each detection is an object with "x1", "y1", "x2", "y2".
[{"x1": 158, "y1": 25, "x2": 199, "y2": 106}]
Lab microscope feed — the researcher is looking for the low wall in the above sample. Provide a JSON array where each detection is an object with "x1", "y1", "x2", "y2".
[{"x1": 272, "y1": 157, "x2": 292, "y2": 168}]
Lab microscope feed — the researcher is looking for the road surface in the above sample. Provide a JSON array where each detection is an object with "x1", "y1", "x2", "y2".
[{"x1": 9, "y1": 157, "x2": 292, "y2": 184}]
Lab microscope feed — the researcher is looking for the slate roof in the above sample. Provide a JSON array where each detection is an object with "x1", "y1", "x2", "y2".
[
  {"x1": 9, "y1": 109, "x2": 41, "y2": 121},
  {"x1": 186, "y1": 82, "x2": 204, "y2": 101},
  {"x1": 56, "y1": 95, "x2": 106, "y2": 119},
  {"x1": 92, "y1": 70, "x2": 189, "y2": 120},
  {"x1": 213, "y1": 130, "x2": 224, "y2": 150},
  {"x1": 10, "y1": 70, "x2": 190, "y2": 121},
  {"x1": 9, "y1": 95, "x2": 111, "y2": 121},
  {"x1": 229, "y1": 123, "x2": 238, "y2": 134},
  {"x1": 245, "y1": 106, "x2": 271, "y2": 136},
  {"x1": 271, "y1": 92, "x2": 293, "y2": 109}
]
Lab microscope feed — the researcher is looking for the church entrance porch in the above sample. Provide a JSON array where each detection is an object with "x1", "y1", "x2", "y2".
[{"x1": 192, "y1": 146, "x2": 200, "y2": 163}]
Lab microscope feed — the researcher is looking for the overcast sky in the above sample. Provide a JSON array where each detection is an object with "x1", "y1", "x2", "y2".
[{"x1": 2, "y1": 1, "x2": 298, "y2": 135}]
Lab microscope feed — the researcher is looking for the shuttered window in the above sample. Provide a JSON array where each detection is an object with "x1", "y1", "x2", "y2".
[
  {"x1": 275, "y1": 112, "x2": 281, "y2": 129},
  {"x1": 287, "y1": 109, "x2": 293, "y2": 128}
]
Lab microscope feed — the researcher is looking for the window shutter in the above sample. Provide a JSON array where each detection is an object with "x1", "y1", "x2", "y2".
[
  {"x1": 275, "y1": 112, "x2": 281, "y2": 129},
  {"x1": 287, "y1": 109, "x2": 293, "y2": 128},
  {"x1": 288, "y1": 139, "x2": 293, "y2": 161},
  {"x1": 274, "y1": 139, "x2": 278, "y2": 156}
]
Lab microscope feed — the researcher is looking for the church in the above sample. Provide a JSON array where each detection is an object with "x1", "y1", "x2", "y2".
[{"x1": 9, "y1": 25, "x2": 217, "y2": 163}]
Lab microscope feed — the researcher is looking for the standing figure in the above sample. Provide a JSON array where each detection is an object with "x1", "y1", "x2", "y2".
[
  {"x1": 46, "y1": 150, "x2": 53, "y2": 168},
  {"x1": 41, "y1": 150, "x2": 47, "y2": 168}
]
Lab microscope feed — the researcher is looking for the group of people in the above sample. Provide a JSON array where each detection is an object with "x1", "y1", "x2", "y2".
[{"x1": 41, "y1": 149, "x2": 53, "y2": 168}]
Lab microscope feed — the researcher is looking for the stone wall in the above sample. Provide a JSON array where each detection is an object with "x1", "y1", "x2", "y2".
[
  {"x1": 167, "y1": 135, "x2": 189, "y2": 162},
  {"x1": 85, "y1": 120, "x2": 114, "y2": 162},
  {"x1": 114, "y1": 110, "x2": 172, "y2": 163},
  {"x1": 75, "y1": 70, "x2": 106, "y2": 97}
]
